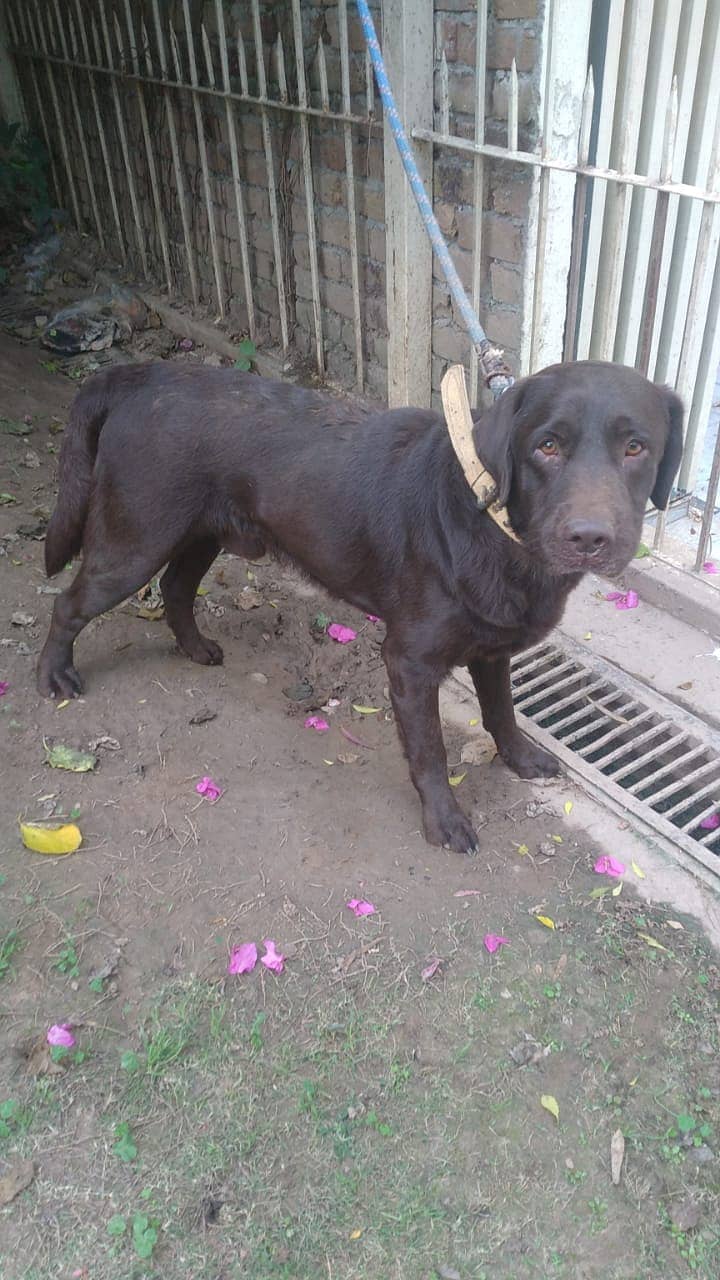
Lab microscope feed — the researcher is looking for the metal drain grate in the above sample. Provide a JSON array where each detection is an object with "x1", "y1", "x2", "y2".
[{"x1": 510, "y1": 636, "x2": 720, "y2": 884}]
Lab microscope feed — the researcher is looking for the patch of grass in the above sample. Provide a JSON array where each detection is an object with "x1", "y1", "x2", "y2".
[
  {"x1": 0, "y1": 927, "x2": 22, "y2": 980},
  {"x1": 52, "y1": 939, "x2": 80, "y2": 980}
]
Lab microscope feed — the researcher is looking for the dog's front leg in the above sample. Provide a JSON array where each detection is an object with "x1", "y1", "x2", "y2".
[
  {"x1": 468, "y1": 655, "x2": 560, "y2": 778},
  {"x1": 384, "y1": 641, "x2": 479, "y2": 854}
]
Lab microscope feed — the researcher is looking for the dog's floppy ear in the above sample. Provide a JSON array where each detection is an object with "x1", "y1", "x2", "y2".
[
  {"x1": 651, "y1": 387, "x2": 684, "y2": 510},
  {"x1": 471, "y1": 378, "x2": 528, "y2": 507}
]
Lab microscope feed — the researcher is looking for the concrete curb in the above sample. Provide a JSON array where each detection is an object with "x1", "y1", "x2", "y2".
[{"x1": 620, "y1": 555, "x2": 720, "y2": 640}]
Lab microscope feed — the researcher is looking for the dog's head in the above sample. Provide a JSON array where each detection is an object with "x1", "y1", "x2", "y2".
[{"x1": 472, "y1": 360, "x2": 684, "y2": 576}]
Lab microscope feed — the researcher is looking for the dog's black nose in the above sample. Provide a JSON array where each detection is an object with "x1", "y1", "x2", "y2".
[{"x1": 565, "y1": 519, "x2": 612, "y2": 555}]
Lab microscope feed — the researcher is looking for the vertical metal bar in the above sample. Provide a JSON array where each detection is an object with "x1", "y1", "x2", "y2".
[
  {"x1": 507, "y1": 58, "x2": 518, "y2": 153},
  {"x1": 590, "y1": 0, "x2": 653, "y2": 361},
  {"x1": 237, "y1": 27, "x2": 249, "y2": 95},
  {"x1": 98, "y1": 0, "x2": 148, "y2": 277},
  {"x1": 122, "y1": 0, "x2": 172, "y2": 293},
  {"x1": 469, "y1": 0, "x2": 488, "y2": 407},
  {"x1": 251, "y1": 0, "x2": 289, "y2": 349},
  {"x1": 181, "y1": 0, "x2": 225, "y2": 317},
  {"x1": 275, "y1": 32, "x2": 288, "y2": 102},
  {"x1": 614, "y1": 0, "x2": 681, "y2": 368},
  {"x1": 31, "y1": 0, "x2": 82, "y2": 229},
  {"x1": 438, "y1": 49, "x2": 450, "y2": 137},
  {"x1": 563, "y1": 66, "x2": 594, "y2": 360},
  {"x1": 637, "y1": 78, "x2": 678, "y2": 374},
  {"x1": 72, "y1": 0, "x2": 125, "y2": 261},
  {"x1": 51, "y1": 0, "x2": 104, "y2": 246},
  {"x1": 151, "y1": 0, "x2": 198, "y2": 306},
  {"x1": 575, "y1": 0, "x2": 627, "y2": 359},
  {"x1": 695, "y1": 424, "x2": 720, "y2": 569},
  {"x1": 213, "y1": 0, "x2": 254, "y2": 337},
  {"x1": 291, "y1": 0, "x2": 324, "y2": 374},
  {"x1": 338, "y1": 0, "x2": 364, "y2": 390},
  {"x1": 317, "y1": 37, "x2": 330, "y2": 112},
  {"x1": 9, "y1": 1, "x2": 62, "y2": 207}
]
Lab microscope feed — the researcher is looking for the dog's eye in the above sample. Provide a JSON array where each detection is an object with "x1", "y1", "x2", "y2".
[
  {"x1": 625, "y1": 439, "x2": 644, "y2": 456},
  {"x1": 537, "y1": 438, "x2": 559, "y2": 457}
]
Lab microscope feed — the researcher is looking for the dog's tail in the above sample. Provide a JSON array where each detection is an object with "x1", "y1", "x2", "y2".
[{"x1": 44, "y1": 375, "x2": 113, "y2": 577}]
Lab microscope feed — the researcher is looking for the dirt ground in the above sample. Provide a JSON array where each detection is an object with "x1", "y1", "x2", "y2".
[{"x1": 1, "y1": 323, "x2": 719, "y2": 1280}]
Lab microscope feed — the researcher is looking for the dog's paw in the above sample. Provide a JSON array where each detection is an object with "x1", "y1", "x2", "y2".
[
  {"x1": 37, "y1": 662, "x2": 84, "y2": 700},
  {"x1": 183, "y1": 634, "x2": 224, "y2": 666},
  {"x1": 501, "y1": 737, "x2": 560, "y2": 780},
  {"x1": 424, "y1": 806, "x2": 480, "y2": 856}
]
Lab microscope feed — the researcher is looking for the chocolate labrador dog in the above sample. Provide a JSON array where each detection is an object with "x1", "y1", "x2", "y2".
[{"x1": 38, "y1": 361, "x2": 682, "y2": 853}]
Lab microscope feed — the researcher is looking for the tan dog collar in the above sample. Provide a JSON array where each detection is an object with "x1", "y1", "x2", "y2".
[{"x1": 440, "y1": 364, "x2": 520, "y2": 544}]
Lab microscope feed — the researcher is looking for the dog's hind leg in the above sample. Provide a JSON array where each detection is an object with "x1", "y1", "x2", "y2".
[
  {"x1": 37, "y1": 547, "x2": 173, "y2": 699},
  {"x1": 160, "y1": 537, "x2": 223, "y2": 666}
]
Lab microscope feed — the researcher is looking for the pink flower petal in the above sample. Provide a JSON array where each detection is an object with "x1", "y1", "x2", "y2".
[
  {"x1": 0, "y1": 680, "x2": 9, "y2": 697},
  {"x1": 260, "y1": 939, "x2": 285, "y2": 974},
  {"x1": 483, "y1": 934, "x2": 510, "y2": 954},
  {"x1": 702, "y1": 561, "x2": 718, "y2": 574},
  {"x1": 346, "y1": 898, "x2": 376, "y2": 917},
  {"x1": 421, "y1": 957, "x2": 443, "y2": 981},
  {"x1": 594, "y1": 854, "x2": 626, "y2": 878},
  {"x1": 699, "y1": 812, "x2": 720, "y2": 830},
  {"x1": 195, "y1": 775, "x2": 223, "y2": 802},
  {"x1": 605, "y1": 590, "x2": 638, "y2": 610},
  {"x1": 47, "y1": 1024, "x2": 75, "y2": 1047},
  {"x1": 366, "y1": 614, "x2": 382, "y2": 624},
  {"x1": 304, "y1": 715, "x2": 330, "y2": 732},
  {"x1": 327, "y1": 623, "x2": 357, "y2": 644},
  {"x1": 227, "y1": 942, "x2": 258, "y2": 975}
]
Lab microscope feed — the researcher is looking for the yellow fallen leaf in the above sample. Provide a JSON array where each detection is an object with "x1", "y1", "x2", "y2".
[
  {"x1": 584, "y1": 631, "x2": 592, "y2": 640},
  {"x1": 536, "y1": 915, "x2": 555, "y2": 930},
  {"x1": 137, "y1": 606, "x2": 165, "y2": 620},
  {"x1": 323, "y1": 759, "x2": 334, "y2": 766},
  {"x1": 517, "y1": 843, "x2": 529, "y2": 856},
  {"x1": 352, "y1": 704, "x2": 381, "y2": 715},
  {"x1": 564, "y1": 801, "x2": 573, "y2": 816},
  {"x1": 541, "y1": 1094, "x2": 560, "y2": 1122},
  {"x1": 629, "y1": 1076, "x2": 638, "y2": 1087},
  {"x1": 20, "y1": 821, "x2": 82, "y2": 856},
  {"x1": 637, "y1": 932, "x2": 668, "y2": 952},
  {"x1": 55, "y1": 699, "x2": 70, "y2": 711},
  {"x1": 551, "y1": 834, "x2": 563, "y2": 844},
  {"x1": 469, "y1": 717, "x2": 479, "y2": 726},
  {"x1": 349, "y1": 1229, "x2": 362, "y2": 1240},
  {"x1": 195, "y1": 586, "x2": 209, "y2": 596},
  {"x1": 611, "y1": 881, "x2": 623, "y2": 896},
  {"x1": 666, "y1": 920, "x2": 684, "y2": 930},
  {"x1": 448, "y1": 772, "x2": 466, "y2": 788},
  {"x1": 631, "y1": 861, "x2": 645, "y2": 879}
]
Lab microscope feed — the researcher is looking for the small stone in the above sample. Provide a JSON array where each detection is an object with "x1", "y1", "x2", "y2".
[
  {"x1": 460, "y1": 737, "x2": 496, "y2": 766},
  {"x1": 11, "y1": 612, "x2": 36, "y2": 627},
  {"x1": 670, "y1": 1199, "x2": 701, "y2": 1232},
  {"x1": 203, "y1": 351, "x2": 223, "y2": 367},
  {"x1": 689, "y1": 1144, "x2": 715, "y2": 1166},
  {"x1": 249, "y1": 672, "x2": 268, "y2": 685},
  {"x1": 23, "y1": 450, "x2": 41, "y2": 469}
]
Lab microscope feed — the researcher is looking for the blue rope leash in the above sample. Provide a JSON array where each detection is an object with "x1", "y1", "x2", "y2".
[{"x1": 355, "y1": 0, "x2": 514, "y2": 398}]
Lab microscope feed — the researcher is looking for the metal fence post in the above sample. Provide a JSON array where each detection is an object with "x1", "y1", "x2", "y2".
[{"x1": 381, "y1": 0, "x2": 434, "y2": 408}]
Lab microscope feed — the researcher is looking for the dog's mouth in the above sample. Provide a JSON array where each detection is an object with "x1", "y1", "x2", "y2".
[{"x1": 536, "y1": 541, "x2": 634, "y2": 579}]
